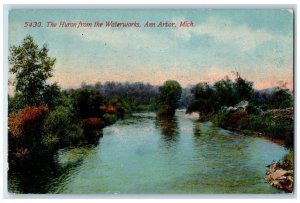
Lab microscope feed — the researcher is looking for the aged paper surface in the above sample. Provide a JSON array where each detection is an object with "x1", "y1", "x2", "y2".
[{"x1": 7, "y1": 8, "x2": 294, "y2": 194}]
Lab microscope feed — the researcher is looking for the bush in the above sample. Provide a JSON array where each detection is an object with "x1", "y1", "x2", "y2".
[
  {"x1": 40, "y1": 134, "x2": 60, "y2": 151},
  {"x1": 8, "y1": 106, "x2": 49, "y2": 161},
  {"x1": 247, "y1": 115, "x2": 268, "y2": 131},
  {"x1": 246, "y1": 103, "x2": 261, "y2": 115},
  {"x1": 226, "y1": 110, "x2": 248, "y2": 129},
  {"x1": 43, "y1": 106, "x2": 83, "y2": 148},
  {"x1": 212, "y1": 111, "x2": 227, "y2": 128},
  {"x1": 82, "y1": 117, "x2": 105, "y2": 130},
  {"x1": 8, "y1": 105, "x2": 49, "y2": 138},
  {"x1": 103, "y1": 113, "x2": 118, "y2": 125}
]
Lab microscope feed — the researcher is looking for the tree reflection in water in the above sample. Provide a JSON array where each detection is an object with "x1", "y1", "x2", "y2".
[
  {"x1": 193, "y1": 122, "x2": 202, "y2": 137},
  {"x1": 155, "y1": 115, "x2": 179, "y2": 148},
  {"x1": 8, "y1": 142, "x2": 99, "y2": 194}
]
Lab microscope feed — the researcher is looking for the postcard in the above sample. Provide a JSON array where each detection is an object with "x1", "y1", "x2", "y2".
[{"x1": 6, "y1": 8, "x2": 294, "y2": 195}]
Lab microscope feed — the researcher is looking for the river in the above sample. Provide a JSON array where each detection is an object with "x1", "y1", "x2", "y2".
[{"x1": 8, "y1": 110, "x2": 288, "y2": 194}]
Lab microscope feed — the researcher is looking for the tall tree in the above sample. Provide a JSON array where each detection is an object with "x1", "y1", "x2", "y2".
[
  {"x1": 233, "y1": 72, "x2": 254, "y2": 101},
  {"x1": 186, "y1": 82, "x2": 216, "y2": 117},
  {"x1": 9, "y1": 35, "x2": 57, "y2": 106},
  {"x1": 159, "y1": 80, "x2": 182, "y2": 109}
]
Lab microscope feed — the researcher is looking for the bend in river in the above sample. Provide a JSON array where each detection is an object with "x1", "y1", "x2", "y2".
[{"x1": 9, "y1": 110, "x2": 288, "y2": 194}]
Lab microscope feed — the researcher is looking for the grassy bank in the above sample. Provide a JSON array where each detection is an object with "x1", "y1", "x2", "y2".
[
  {"x1": 210, "y1": 107, "x2": 294, "y2": 193},
  {"x1": 212, "y1": 108, "x2": 293, "y2": 148}
]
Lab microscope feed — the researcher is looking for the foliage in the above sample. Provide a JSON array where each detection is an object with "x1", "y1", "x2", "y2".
[
  {"x1": 9, "y1": 106, "x2": 49, "y2": 138},
  {"x1": 187, "y1": 74, "x2": 254, "y2": 120},
  {"x1": 103, "y1": 113, "x2": 118, "y2": 125},
  {"x1": 186, "y1": 82, "x2": 216, "y2": 116},
  {"x1": 42, "y1": 106, "x2": 83, "y2": 148},
  {"x1": 270, "y1": 88, "x2": 293, "y2": 109},
  {"x1": 213, "y1": 78, "x2": 238, "y2": 108},
  {"x1": 9, "y1": 35, "x2": 56, "y2": 106},
  {"x1": 40, "y1": 135, "x2": 60, "y2": 151},
  {"x1": 234, "y1": 73, "x2": 254, "y2": 101},
  {"x1": 246, "y1": 103, "x2": 261, "y2": 115},
  {"x1": 213, "y1": 108, "x2": 293, "y2": 148},
  {"x1": 94, "y1": 81, "x2": 159, "y2": 104},
  {"x1": 8, "y1": 106, "x2": 49, "y2": 160},
  {"x1": 8, "y1": 95, "x2": 27, "y2": 116},
  {"x1": 42, "y1": 83, "x2": 62, "y2": 110},
  {"x1": 251, "y1": 87, "x2": 293, "y2": 109},
  {"x1": 159, "y1": 80, "x2": 182, "y2": 109},
  {"x1": 82, "y1": 117, "x2": 105, "y2": 130},
  {"x1": 70, "y1": 88, "x2": 105, "y2": 118},
  {"x1": 226, "y1": 110, "x2": 249, "y2": 129}
]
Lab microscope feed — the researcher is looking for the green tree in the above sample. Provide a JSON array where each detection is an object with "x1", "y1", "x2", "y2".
[
  {"x1": 71, "y1": 88, "x2": 105, "y2": 118},
  {"x1": 186, "y1": 82, "x2": 216, "y2": 118},
  {"x1": 270, "y1": 88, "x2": 293, "y2": 109},
  {"x1": 159, "y1": 80, "x2": 182, "y2": 109},
  {"x1": 234, "y1": 73, "x2": 254, "y2": 101},
  {"x1": 9, "y1": 35, "x2": 56, "y2": 106},
  {"x1": 213, "y1": 78, "x2": 238, "y2": 108}
]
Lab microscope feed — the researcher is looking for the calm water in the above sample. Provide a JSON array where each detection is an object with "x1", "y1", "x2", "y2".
[{"x1": 8, "y1": 110, "x2": 288, "y2": 194}]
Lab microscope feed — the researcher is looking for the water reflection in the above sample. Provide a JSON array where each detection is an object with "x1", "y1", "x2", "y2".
[
  {"x1": 155, "y1": 116, "x2": 179, "y2": 148},
  {"x1": 8, "y1": 111, "x2": 288, "y2": 194},
  {"x1": 8, "y1": 143, "x2": 98, "y2": 194},
  {"x1": 193, "y1": 122, "x2": 202, "y2": 137}
]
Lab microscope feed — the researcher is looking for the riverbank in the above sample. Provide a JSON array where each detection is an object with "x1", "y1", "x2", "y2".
[
  {"x1": 209, "y1": 108, "x2": 294, "y2": 193},
  {"x1": 9, "y1": 111, "x2": 289, "y2": 194},
  {"x1": 211, "y1": 108, "x2": 293, "y2": 148},
  {"x1": 265, "y1": 150, "x2": 294, "y2": 193}
]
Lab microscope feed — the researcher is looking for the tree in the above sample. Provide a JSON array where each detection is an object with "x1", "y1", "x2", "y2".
[
  {"x1": 70, "y1": 88, "x2": 105, "y2": 118},
  {"x1": 270, "y1": 87, "x2": 293, "y2": 109},
  {"x1": 234, "y1": 73, "x2": 254, "y2": 101},
  {"x1": 159, "y1": 80, "x2": 182, "y2": 109},
  {"x1": 213, "y1": 78, "x2": 238, "y2": 108},
  {"x1": 9, "y1": 35, "x2": 57, "y2": 107},
  {"x1": 186, "y1": 82, "x2": 216, "y2": 118}
]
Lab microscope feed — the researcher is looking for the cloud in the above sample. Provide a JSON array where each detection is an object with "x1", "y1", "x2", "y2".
[
  {"x1": 174, "y1": 17, "x2": 289, "y2": 52},
  {"x1": 66, "y1": 26, "x2": 177, "y2": 52}
]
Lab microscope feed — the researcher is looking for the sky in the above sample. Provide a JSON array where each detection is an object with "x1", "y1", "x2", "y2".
[{"x1": 8, "y1": 9, "x2": 294, "y2": 91}]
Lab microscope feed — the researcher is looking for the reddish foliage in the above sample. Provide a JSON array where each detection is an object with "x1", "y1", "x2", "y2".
[
  {"x1": 8, "y1": 106, "x2": 49, "y2": 138},
  {"x1": 14, "y1": 147, "x2": 30, "y2": 158},
  {"x1": 82, "y1": 117, "x2": 105, "y2": 130},
  {"x1": 99, "y1": 105, "x2": 117, "y2": 114},
  {"x1": 227, "y1": 110, "x2": 248, "y2": 128}
]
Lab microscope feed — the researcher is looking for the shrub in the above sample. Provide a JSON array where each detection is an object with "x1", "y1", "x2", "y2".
[
  {"x1": 246, "y1": 103, "x2": 261, "y2": 115},
  {"x1": 40, "y1": 134, "x2": 60, "y2": 151},
  {"x1": 13, "y1": 147, "x2": 30, "y2": 159},
  {"x1": 43, "y1": 106, "x2": 83, "y2": 148},
  {"x1": 103, "y1": 113, "x2": 118, "y2": 125},
  {"x1": 226, "y1": 110, "x2": 248, "y2": 129},
  {"x1": 99, "y1": 105, "x2": 117, "y2": 114},
  {"x1": 212, "y1": 111, "x2": 227, "y2": 128},
  {"x1": 82, "y1": 117, "x2": 105, "y2": 130},
  {"x1": 247, "y1": 115, "x2": 268, "y2": 131},
  {"x1": 8, "y1": 105, "x2": 49, "y2": 138}
]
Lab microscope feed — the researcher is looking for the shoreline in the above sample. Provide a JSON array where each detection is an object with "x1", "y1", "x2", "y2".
[
  {"x1": 213, "y1": 124, "x2": 293, "y2": 193},
  {"x1": 226, "y1": 127, "x2": 286, "y2": 147}
]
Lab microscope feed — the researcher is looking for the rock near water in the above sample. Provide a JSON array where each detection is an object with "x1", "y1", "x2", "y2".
[{"x1": 265, "y1": 162, "x2": 293, "y2": 193}]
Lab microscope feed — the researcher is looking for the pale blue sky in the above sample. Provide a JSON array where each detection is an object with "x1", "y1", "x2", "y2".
[{"x1": 8, "y1": 9, "x2": 294, "y2": 90}]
